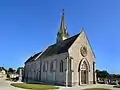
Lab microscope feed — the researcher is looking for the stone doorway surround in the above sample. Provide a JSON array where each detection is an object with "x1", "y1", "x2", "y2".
[{"x1": 78, "y1": 58, "x2": 90, "y2": 85}]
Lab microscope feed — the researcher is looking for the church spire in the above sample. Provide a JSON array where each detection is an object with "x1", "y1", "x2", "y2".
[{"x1": 57, "y1": 9, "x2": 69, "y2": 42}]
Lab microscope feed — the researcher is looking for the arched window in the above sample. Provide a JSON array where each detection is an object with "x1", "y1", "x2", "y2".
[
  {"x1": 60, "y1": 60, "x2": 63, "y2": 72},
  {"x1": 81, "y1": 61, "x2": 87, "y2": 70},
  {"x1": 50, "y1": 61, "x2": 53, "y2": 72},
  {"x1": 53, "y1": 60, "x2": 56, "y2": 71},
  {"x1": 43, "y1": 61, "x2": 48, "y2": 72},
  {"x1": 45, "y1": 61, "x2": 48, "y2": 71},
  {"x1": 43, "y1": 62, "x2": 45, "y2": 72}
]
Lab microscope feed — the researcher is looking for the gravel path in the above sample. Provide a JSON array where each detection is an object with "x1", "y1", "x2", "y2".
[
  {"x1": 0, "y1": 79, "x2": 26, "y2": 90},
  {"x1": 59, "y1": 84, "x2": 120, "y2": 90},
  {"x1": 0, "y1": 78, "x2": 120, "y2": 90}
]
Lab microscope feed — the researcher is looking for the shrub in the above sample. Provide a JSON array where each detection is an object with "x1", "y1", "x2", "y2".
[
  {"x1": 118, "y1": 81, "x2": 120, "y2": 85},
  {"x1": 7, "y1": 74, "x2": 10, "y2": 78},
  {"x1": 113, "y1": 85, "x2": 120, "y2": 88}
]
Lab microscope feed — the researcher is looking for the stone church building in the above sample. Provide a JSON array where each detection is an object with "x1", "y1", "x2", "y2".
[{"x1": 24, "y1": 10, "x2": 96, "y2": 86}]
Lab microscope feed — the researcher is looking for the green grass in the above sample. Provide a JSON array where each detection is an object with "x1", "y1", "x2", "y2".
[
  {"x1": 11, "y1": 83, "x2": 59, "y2": 90},
  {"x1": 113, "y1": 85, "x2": 120, "y2": 88},
  {"x1": 83, "y1": 88, "x2": 111, "y2": 90}
]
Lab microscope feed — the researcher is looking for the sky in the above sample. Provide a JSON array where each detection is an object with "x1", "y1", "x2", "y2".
[{"x1": 0, "y1": 0, "x2": 120, "y2": 74}]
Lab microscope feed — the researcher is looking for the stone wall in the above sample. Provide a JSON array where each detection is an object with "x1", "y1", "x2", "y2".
[{"x1": 68, "y1": 31, "x2": 96, "y2": 86}]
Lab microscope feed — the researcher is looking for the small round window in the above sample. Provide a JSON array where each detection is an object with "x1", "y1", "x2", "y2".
[{"x1": 80, "y1": 46, "x2": 87, "y2": 57}]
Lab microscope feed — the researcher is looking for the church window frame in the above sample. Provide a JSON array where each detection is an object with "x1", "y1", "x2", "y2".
[
  {"x1": 60, "y1": 60, "x2": 64, "y2": 72},
  {"x1": 45, "y1": 61, "x2": 48, "y2": 71},
  {"x1": 50, "y1": 60, "x2": 56, "y2": 72},
  {"x1": 53, "y1": 60, "x2": 56, "y2": 71},
  {"x1": 43, "y1": 62, "x2": 45, "y2": 72},
  {"x1": 50, "y1": 61, "x2": 53, "y2": 72}
]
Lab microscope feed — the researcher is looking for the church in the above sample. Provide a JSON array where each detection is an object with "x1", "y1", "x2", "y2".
[{"x1": 24, "y1": 10, "x2": 96, "y2": 86}]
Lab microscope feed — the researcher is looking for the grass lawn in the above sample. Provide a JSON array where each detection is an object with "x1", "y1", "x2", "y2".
[
  {"x1": 83, "y1": 88, "x2": 111, "y2": 90},
  {"x1": 113, "y1": 85, "x2": 120, "y2": 88},
  {"x1": 11, "y1": 83, "x2": 59, "y2": 90}
]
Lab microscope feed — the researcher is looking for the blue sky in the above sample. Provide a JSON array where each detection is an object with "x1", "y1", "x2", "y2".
[{"x1": 0, "y1": 0, "x2": 120, "y2": 74}]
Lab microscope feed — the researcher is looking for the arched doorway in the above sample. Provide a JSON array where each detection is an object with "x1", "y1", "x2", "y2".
[{"x1": 78, "y1": 59, "x2": 90, "y2": 85}]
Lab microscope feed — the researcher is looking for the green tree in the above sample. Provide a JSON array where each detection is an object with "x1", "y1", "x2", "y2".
[
  {"x1": 96, "y1": 70, "x2": 109, "y2": 78},
  {"x1": 16, "y1": 67, "x2": 24, "y2": 74},
  {"x1": 0, "y1": 67, "x2": 2, "y2": 71},
  {"x1": 8, "y1": 68, "x2": 15, "y2": 74},
  {"x1": 102, "y1": 70, "x2": 109, "y2": 78},
  {"x1": 0, "y1": 67, "x2": 7, "y2": 72}
]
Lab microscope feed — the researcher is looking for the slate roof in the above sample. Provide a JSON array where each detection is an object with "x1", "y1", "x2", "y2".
[
  {"x1": 39, "y1": 33, "x2": 80, "y2": 59},
  {"x1": 25, "y1": 33, "x2": 80, "y2": 64},
  {"x1": 25, "y1": 30, "x2": 96, "y2": 64},
  {"x1": 25, "y1": 52, "x2": 42, "y2": 64}
]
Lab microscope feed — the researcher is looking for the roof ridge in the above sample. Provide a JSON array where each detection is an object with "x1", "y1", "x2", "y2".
[{"x1": 25, "y1": 33, "x2": 80, "y2": 63}]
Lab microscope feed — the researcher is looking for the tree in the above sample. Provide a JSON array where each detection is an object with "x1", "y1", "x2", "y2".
[
  {"x1": 96, "y1": 69, "x2": 100, "y2": 78},
  {"x1": 16, "y1": 67, "x2": 24, "y2": 74},
  {"x1": 96, "y1": 69, "x2": 109, "y2": 83},
  {"x1": 0, "y1": 67, "x2": 2, "y2": 71},
  {"x1": 102, "y1": 70, "x2": 109, "y2": 78},
  {"x1": 2, "y1": 67, "x2": 7, "y2": 72},
  {"x1": 96, "y1": 70, "x2": 109, "y2": 78},
  {"x1": 117, "y1": 74, "x2": 120, "y2": 79},
  {"x1": 0, "y1": 67, "x2": 7, "y2": 72},
  {"x1": 8, "y1": 68, "x2": 15, "y2": 74},
  {"x1": 6, "y1": 73, "x2": 10, "y2": 78},
  {"x1": 109, "y1": 74, "x2": 120, "y2": 79}
]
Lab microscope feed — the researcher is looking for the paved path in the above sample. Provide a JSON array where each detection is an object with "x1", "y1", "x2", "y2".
[
  {"x1": 0, "y1": 79, "x2": 26, "y2": 90},
  {"x1": 60, "y1": 84, "x2": 120, "y2": 90},
  {"x1": 0, "y1": 79, "x2": 120, "y2": 90}
]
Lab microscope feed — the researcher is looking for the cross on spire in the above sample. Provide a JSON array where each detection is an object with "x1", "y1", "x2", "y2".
[{"x1": 57, "y1": 9, "x2": 69, "y2": 42}]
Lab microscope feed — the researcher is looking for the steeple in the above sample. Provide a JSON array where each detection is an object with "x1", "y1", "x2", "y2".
[{"x1": 57, "y1": 9, "x2": 69, "y2": 42}]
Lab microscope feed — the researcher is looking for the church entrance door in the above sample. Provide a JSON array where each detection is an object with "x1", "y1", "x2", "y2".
[
  {"x1": 78, "y1": 59, "x2": 89, "y2": 85},
  {"x1": 81, "y1": 70, "x2": 87, "y2": 84}
]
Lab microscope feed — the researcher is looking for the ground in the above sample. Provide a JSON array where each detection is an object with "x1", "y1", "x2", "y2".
[
  {"x1": 0, "y1": 78, "x2": 26, "y2": 90},
  {"x1": 0, "y1": 78, "x2": 120, "y2": 90},
  {"x1": 59, "y1": 84, "x2": 120, "y2": 90}
]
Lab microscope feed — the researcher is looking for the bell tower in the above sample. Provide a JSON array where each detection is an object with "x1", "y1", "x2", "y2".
[{"x1": 56, "y1": 9, "x2": 69, "y2": 42}]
